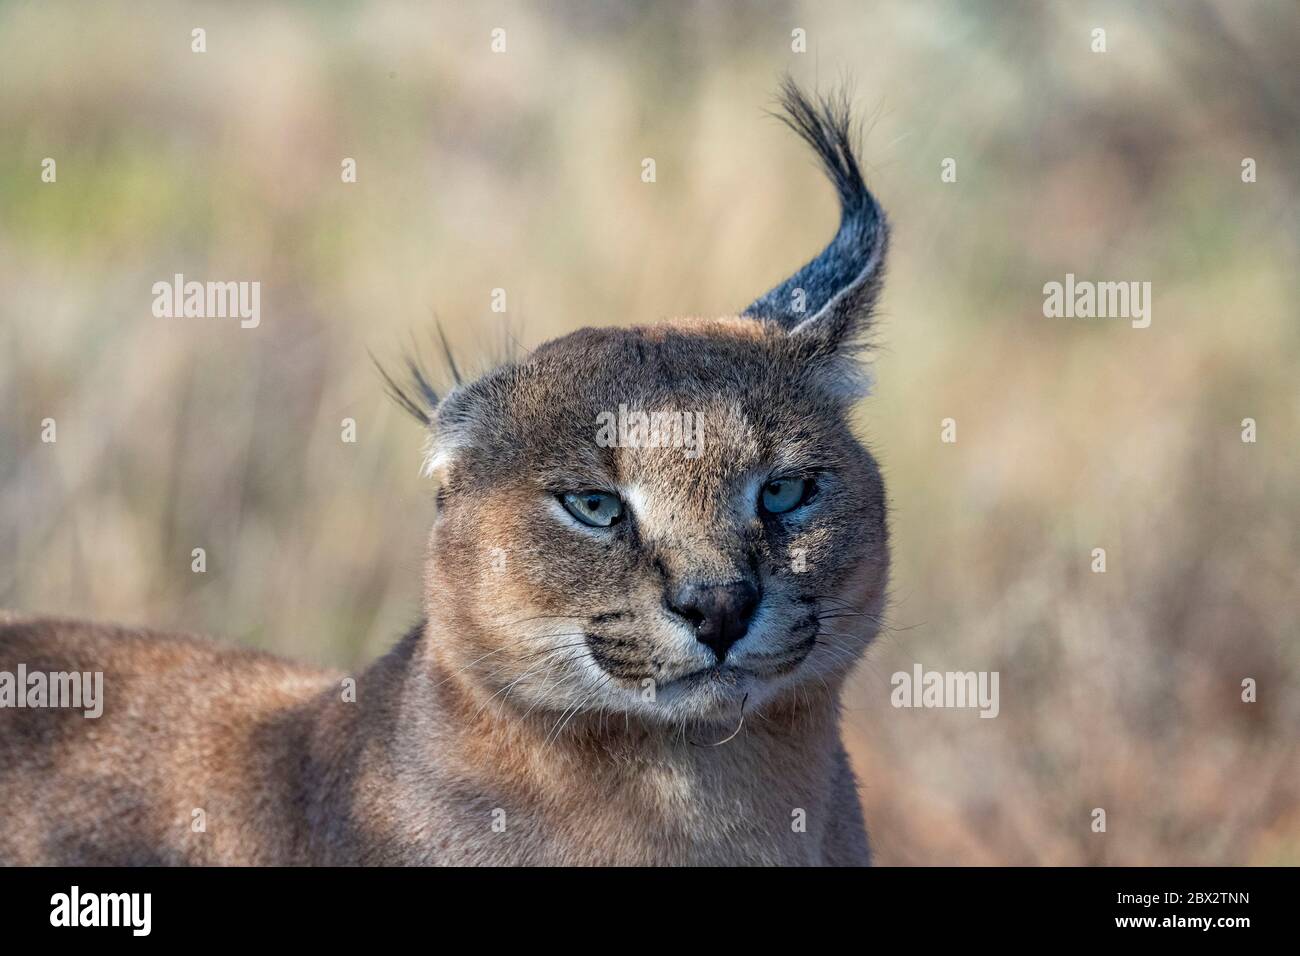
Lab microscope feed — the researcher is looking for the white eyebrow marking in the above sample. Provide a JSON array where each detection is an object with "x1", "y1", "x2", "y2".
[
  {"x1": 623, "y1": 477, "x2": 768, "y2": 531},
  {"x1": 737, "y1": 474, "x2": 765, "y2": 519},
  {"x1": 622, "y1": 484, "x2": 652, "y2": 524}
]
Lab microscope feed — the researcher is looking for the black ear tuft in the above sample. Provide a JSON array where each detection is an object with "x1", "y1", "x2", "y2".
[
  {"x1": 370, "y1": 322, "x2": 465, "y2": 426},
  {"x1": 371, "y1": 349, "x2": 438, "y2": 426},
  {"x1": 745, "y1": 77, "x2": 889, "y2": 350}
]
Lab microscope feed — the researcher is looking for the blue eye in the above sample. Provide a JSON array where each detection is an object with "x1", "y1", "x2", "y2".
[
  {"x1": 760, "y1": 477, "x2": 812, "y2": 515},
  {"x1": 561, "y1": 491, "x2": 624, "y2": 528}
]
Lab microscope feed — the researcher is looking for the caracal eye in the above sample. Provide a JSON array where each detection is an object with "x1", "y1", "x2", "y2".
[
  {"x1": 760, "y1": 477, "x2": 809, "y2": 515},
  {"x1": 560, "y1": 491, "x2": 624, "y2": 528}
]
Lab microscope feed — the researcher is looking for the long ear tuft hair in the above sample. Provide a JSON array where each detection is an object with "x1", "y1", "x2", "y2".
[
  {"x1": 745, "y1": 77, "x2": 889, "y2": 351},
  {"x1": 370, "y1": 322, "x2": 464, "y2": 426}
]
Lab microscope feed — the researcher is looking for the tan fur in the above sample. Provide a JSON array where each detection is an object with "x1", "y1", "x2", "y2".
[
  {"x1": 0, "y1": 318, "x2": 887, "y2": 866},
  {"x1": 2, "y1": 86, "x2": 893, "y2": 865},
  {"x1": 0, "y1": 608, "x2": 871, "y2": 865}
]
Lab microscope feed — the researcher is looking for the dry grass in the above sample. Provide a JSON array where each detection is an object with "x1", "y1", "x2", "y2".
[{"x1": 1, "y1": 0, "x2": 1296, "y2": 864}]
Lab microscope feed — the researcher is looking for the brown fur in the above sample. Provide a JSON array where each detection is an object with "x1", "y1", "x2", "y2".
[{"x1": 1, "y1": 84, "x2": 891, "y2": 866}]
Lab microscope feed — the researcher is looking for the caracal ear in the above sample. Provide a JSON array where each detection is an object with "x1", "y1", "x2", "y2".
[{"x1": 744, "y1": 78, "x2": 889, "y2": 357}]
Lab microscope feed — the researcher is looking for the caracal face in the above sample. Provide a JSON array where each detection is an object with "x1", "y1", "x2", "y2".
[{"x1": 423, "y1": 317, "x2": 889, "y2": 725}]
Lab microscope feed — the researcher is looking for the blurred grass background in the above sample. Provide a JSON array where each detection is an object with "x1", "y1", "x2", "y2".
[{"x1": 1, "y1": 0, "x2": 1296, "y2": 864}]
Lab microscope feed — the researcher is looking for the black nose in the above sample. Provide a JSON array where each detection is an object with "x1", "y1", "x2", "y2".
[{"x1": 667, "y1": 580, "x2": 761, "y2": 660}]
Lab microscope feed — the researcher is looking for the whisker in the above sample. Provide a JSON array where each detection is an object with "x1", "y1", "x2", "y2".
[
  {"x1": 490, "y1": 615, "x2": 580, "y2": 631},
  {"x1": 472, "y1": 646, "x2": 586, "y2": 719},
  {"x1": 551, "y1": 674, "x2": 612, "y2": 744},
  {"x1": 691, "y1": 693, "x2": 749, "y2": 747},
  {"x1": 520, "y1": 650, "x2": 588, "y2": 721},
  {"x1": 428, "y1": 645, "x2": 511, "y2": 691}
]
